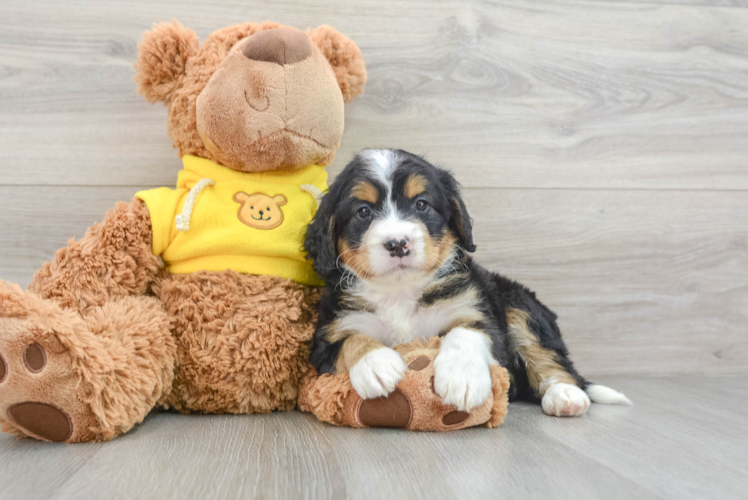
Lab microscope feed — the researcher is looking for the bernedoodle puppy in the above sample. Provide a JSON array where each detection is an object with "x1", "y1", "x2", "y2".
[{"x1": 304, "y1": 149, "x2": 632, "y2": 416}]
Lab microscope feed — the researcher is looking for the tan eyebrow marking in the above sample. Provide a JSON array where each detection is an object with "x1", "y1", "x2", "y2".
[
  {"x1": 404, "y1": 174, "x2": 428, "y2": 199},
  {"x1": 350, "y1": 181, "x2": 378, "y2": 204}
]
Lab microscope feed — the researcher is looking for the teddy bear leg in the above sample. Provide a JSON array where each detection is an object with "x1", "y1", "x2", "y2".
[
  {"x1": 155, "y1": 272, "x2": 319, "y2": 414},
  {"x1": 0, "y1": 285, "x2": 176, "y2": 442},
  {"x1": 0, "y1": 198, "x2": 173, "y2": 442}
]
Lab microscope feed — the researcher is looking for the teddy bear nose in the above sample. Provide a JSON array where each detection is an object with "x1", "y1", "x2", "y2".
[{"x1": 242, "y1": 28, "x2": 313, "y2": 65}]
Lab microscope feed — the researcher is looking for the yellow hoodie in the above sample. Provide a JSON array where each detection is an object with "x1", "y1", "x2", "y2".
[{"x1": 135, "y1": 155, "x2": 327, "y2": 286}]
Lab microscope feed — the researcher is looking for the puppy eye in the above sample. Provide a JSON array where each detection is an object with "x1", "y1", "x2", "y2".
[
  {"x1": 357, "y1": 206, "x2": 371, "y2": 219},
  {"x1": 416, "y1": 200, "x2": 429, "y2": 211}
]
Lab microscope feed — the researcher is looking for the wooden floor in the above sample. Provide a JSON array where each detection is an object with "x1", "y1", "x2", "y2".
[
  {"x1": 1, "y1": 0, "x2": 747, "y2": 498},
  {"x1": 0, "y1": 376, "x2": 745, "y2": 500}
]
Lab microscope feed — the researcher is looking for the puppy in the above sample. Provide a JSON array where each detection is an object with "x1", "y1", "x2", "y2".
[{"x1": 304, "y1": 149, "x2": 631, "y2": 416}]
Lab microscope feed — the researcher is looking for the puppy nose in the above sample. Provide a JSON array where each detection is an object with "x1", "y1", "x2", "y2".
[
  {"x1": 242, "y1": 28, "x2": 313, "y2": 65},
  {"x1": 384, "y1": 239, "x2": 409, "y2": 258}
]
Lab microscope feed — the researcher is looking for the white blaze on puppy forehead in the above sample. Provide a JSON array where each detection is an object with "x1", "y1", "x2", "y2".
[
  {"x1": 360, "y1": 149, "x2": 398, "y2": 217},
  {"x1": 361, "y1": 149, "x2": 398, "y2": 186},
  {"x1": 354, "y1": 149, "x2": 427, "y2": 277}
]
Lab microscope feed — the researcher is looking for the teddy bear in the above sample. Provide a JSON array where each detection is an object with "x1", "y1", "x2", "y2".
[{"x1": 0, "y1": 20, "x2": 366, "y2": 443}]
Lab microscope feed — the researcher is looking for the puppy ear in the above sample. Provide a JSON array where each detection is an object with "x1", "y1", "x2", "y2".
[
  {"x1": 304, "y1": 185, "x2": 341, "y2": 281},
  {"x1": 135, "y1": 20, "x2": 199, "y2": 104},
  {"x1": 306, "y1": 25, "x2": 366, "y2": 102},
  {"x1": 438, "y1": 169, "x2": 477, "y2": 253}
]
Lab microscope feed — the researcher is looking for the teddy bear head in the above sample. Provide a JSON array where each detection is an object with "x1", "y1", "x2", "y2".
[{"x1": 135, "y1": 21, "x2": 366, "y2": 173}]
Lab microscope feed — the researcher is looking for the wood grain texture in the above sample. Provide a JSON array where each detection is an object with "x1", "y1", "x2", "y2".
[
  {"x1": 466, "y1": 188, "x2": 748, "y2": 376},
  {"x1": 1, "y1": 0, "x2": 748, "y2": 189},
  {"x1": 0, "y1": 376, "x2": 746, "y2": 500}
]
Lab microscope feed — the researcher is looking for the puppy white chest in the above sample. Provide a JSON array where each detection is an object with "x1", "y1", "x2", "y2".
[
  {"x1": 342, "y1": 278, "x2": 471, "y2": 347},
  {"x1": 367, "y1": 289, "x2": 423, "y2": 346}
]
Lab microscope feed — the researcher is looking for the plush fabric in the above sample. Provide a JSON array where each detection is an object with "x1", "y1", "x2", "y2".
[
  {"x1": 136, "y1": 155, "x2": 327, "y2": 285},
  {"x1": 136, "y1": 21, "x2": 366, "y2": 172},
  {"x1": 28, "y1": 198, "x2": 159, "y2": 313},
  {"x1": 155, "y1": 270, "x2": 320, "y2": 414},
  {"x1": 0, "y1": 280, "x2": 175, "y2": 442},
  {"x1": 0, "y1": 21, "x2": 365, "y2": 443},
  {"x1": 298, "y1": 337, "x2": 511, "y2": 431},
  {"x1": 306, "y1": 26, "x2": 367, "y2": 103},
  {"x1": 195, "y1": 33, "x2": 347, "y2": 171}
]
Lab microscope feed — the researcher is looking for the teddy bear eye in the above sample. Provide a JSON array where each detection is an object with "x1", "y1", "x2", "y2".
[
  {"x1": 267, "y1": 207, "x2": 270, "y2": 211},
  {"x1": 250, "y1": 206, "x2": 254, "y2": 209}
]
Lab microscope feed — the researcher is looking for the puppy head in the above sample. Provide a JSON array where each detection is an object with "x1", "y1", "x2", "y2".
[{"x1": 305, "y1": 149, "x2": 476, "y2": 282}]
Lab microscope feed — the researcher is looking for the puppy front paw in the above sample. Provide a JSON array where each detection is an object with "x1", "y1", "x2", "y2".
[
  {"x1": 349, "y1": 348, "x2": 407, "y2": 399},
  {"x1": 542, "y1": 383, "x2": 590, "y2": 417},
  {"x1": 433, "y1": 349, "x2": 492, "y2": 412}
]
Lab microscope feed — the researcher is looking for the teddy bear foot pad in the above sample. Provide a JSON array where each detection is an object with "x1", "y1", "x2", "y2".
[
  {"x1": 0, "y1": 337, "x2": 92, "y2": 442},
  {"x1": 357, "y1": 389, "x2": 413, "y2": 428},
  {"x1": 354, "y1": 361, "x2": 471, "y2": 429}
]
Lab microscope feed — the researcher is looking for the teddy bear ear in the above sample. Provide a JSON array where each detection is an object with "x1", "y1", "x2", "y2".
[
  {"x1": 232, "y1": 192, "x2": 249, "y2": 203},
  {"x1": 135, "y1": 20, "x2": 199, "y2": 104},
  {"x1": 306, "y1": 26, "x2": 367, "y2": 102}
]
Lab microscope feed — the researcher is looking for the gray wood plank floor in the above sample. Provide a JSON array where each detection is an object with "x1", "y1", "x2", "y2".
[{"x1": 0, "y1": 376, "x2": 745, "y2": 500}]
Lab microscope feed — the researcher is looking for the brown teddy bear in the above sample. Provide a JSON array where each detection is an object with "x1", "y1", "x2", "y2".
[{"x1": 0, "y1": 20, "x2": 366, "y2": 443}]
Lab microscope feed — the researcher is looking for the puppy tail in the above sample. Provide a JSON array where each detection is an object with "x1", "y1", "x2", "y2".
[{"x1": 585, "y1": 384, "x2": 633, "y2": 406}]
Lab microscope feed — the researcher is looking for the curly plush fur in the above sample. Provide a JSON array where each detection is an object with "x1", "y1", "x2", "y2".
[
  {"x1": 0, "y1": 279, "x2": 175, "y2": 442},
  {"x1": 156, "y1": 271, "x2": 320, "y2": 414},
  {"x1": 136, "y1": 21, "x2": 366, "y2": 168},
  {"x1": 0, "y1": 21, "x2": 365, "y2": 442},
  {"x1": 135, "y1": 21, "x2": 200, "y2": 104}
]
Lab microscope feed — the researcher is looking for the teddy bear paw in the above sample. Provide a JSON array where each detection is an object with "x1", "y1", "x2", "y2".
[
  {"x1": 349, "y1": 350, "x2": 497, "y2": 431},
  {"x1": 0, "y1": 317, "x2": 96, "y2": 442}
]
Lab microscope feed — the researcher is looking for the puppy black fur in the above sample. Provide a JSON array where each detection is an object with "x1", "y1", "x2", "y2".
[{"x1": 305, "y1": 149, "x2": 591, "y2": 405}]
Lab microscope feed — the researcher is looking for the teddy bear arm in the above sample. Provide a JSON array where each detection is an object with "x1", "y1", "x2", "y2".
[{"x1": 28, "y1": 197, "x2": 160, "y2": 313}]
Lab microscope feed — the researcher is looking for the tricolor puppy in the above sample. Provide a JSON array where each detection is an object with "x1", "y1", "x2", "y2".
[{"x1": 304, "y1": 149, "x2": 631, "y2": 416}]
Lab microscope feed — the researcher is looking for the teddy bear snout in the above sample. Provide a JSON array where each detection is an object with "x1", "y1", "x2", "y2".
[{"x1": 242, "y1": 28, "x2": 313, "y2": 66}]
